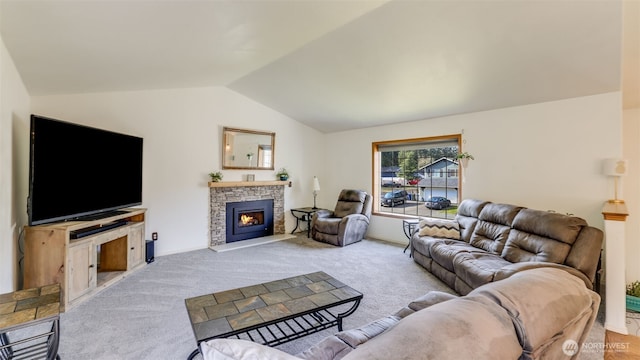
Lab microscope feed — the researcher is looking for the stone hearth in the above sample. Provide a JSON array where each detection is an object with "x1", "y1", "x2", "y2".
[{"x1": 209, "y1": 181, "x2": 287, "y2": 247}]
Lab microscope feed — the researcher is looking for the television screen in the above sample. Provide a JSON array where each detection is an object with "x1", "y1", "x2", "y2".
[{"x1": 28, "y1": 115, "x2": 143, "y2": 225}]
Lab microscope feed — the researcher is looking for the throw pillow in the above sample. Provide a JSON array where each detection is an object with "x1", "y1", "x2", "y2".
[
  {"x1": 418, "y1": 218, "x2": 460, "y2": 239},
  {"x1": 200, "y1": 339, "x2": 300, "y2": 360}
]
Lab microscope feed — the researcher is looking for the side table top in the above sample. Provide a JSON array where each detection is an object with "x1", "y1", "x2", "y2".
[
  {"x1": 291, "y1": 207, "x2": 326, "y2": 213},
  {"x1": 402, "y1": 218, "x2": 420, "y2": 224},
  {"x1": 0, "y1": 284, "x2": 60, "y2": 330}
]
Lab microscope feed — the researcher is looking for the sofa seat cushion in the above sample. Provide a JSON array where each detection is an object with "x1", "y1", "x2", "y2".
[
  {"x1": 341, "y1": 294, "x2": 522, "y2": 360},
  {"x1": 430, "y1": 240, "x2": 485, "y2": 272},
  {"x1": 453, "y1": 252, "x2": 512, "y2": 289},
  {"x1": 410, "y1": 235, "x2": 441, "y2": 257},
  {"x1": 467, "y1": 268, "x2": 600, "y2": 359}
]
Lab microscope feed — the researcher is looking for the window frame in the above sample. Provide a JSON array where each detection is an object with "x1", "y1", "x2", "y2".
[{"x1": 372, "y1": 134, "x2": 462, "y2": 219}]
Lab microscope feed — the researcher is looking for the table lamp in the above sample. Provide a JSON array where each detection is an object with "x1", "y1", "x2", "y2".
[
  {"x1": 313, "y1": 176, "x2": 321, "y2": 209},
  {"x1": 603, "y1": 158, "x2": 627, "y2": 204}
]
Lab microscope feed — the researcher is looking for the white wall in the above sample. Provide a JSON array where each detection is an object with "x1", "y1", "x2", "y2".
[
  {"x1": 323, "y1": 93, "x2": 622, "y2": 244},
  {"x1": 30, "y1": 87, "x2": 324, "y2": 256},
  {"x1": 624, "y1": 107, "x2": 640, "y2": 282},
  {"x1": 0, "y1": 37, "x2": 30, "y2": 293}
]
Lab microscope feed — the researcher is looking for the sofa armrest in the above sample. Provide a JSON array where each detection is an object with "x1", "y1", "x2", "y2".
[
  {"x1": 494, "y1": 262, "x2": 594, "y2": 289},
  {"x1": 201, "y1": 339, "x2": 301, "y2": 360},
  {"x1": 393, "y1": 291, "x2": 458, "y2": 318}
]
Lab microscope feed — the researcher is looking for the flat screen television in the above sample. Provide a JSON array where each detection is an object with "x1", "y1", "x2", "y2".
[{"x1": 28, "y1": 115, "x2": 143, "y2": 226}]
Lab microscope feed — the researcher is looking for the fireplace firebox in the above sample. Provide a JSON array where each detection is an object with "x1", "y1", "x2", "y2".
[{"x1": 225, "y1": 199, "x2": 274, "y2": 242}]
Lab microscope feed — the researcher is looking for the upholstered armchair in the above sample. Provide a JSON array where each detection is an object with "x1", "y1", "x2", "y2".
[{"x1": 311, "y1": 189, "x2": 372, "y2": 247}]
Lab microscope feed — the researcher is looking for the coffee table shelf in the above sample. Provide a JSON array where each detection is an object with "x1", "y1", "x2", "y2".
[
  {"x1": 226, "y1": 307, "x2": 352, "y2": 347},
  {"x1": 185, "y1": 271, "x2": 362, "y2": 359}
]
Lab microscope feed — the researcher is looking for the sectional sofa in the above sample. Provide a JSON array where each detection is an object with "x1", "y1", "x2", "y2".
[
  {"x1": 196, "y1": 199, "x2": 604, "y2": 359},
  {"x1": 411, "y1": 198, "x2": 603, "y2": 294},
  {"x1": 200, "y1": 268, "x2": 600, "y2": 360}
]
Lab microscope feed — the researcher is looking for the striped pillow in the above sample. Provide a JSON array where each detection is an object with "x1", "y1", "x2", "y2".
[{"x1": 418, "y1": 218, "x2": 460, "y2": 239}]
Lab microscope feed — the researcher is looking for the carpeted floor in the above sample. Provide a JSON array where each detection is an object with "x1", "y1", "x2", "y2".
[{"x1": 54, "y1": 235, "x2": 604, "y2": 359}]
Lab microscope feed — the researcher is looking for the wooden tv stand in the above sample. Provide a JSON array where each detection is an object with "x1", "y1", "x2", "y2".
[{"x1": 23, "y1": 208, "x2": 147, "y2": 311}]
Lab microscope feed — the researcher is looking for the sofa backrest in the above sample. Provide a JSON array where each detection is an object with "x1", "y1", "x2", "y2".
[
  {"x1": 501, "y1": 208, "x2": 587, "y2": 264},
  {"x1": 456, "y1": 199, "x2": 604, "y2": 284},
  {"x1": 455, "y1": 199, "x2": 489, "y2": 242},
  {"x1": 469, "y1": 203, "x2": 523, "y2": 254}
]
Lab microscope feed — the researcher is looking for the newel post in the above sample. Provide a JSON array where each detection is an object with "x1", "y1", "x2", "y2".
[{"x1": 602, "y1": 202, "x2": 629, "y2": 335}]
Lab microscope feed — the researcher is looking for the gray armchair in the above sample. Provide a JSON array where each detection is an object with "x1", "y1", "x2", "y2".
[{"x1": 311, "y1": 189, "x2": 372, "y2": 246}]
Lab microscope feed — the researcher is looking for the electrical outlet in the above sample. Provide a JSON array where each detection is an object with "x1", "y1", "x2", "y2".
[{"x1": 152, "y1": 232, "x2": 158, "y2": 241}]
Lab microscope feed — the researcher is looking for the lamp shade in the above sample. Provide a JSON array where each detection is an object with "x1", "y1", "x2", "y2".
[
  {"x1": 313, "y1": 176, "x2": 321, "y2": 192},
  {"x1": 603, "y1": 159, "x2": 628, "y2": 177}
]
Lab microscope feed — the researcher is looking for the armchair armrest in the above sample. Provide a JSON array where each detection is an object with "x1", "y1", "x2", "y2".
[{"x1": 313, "y1": 209, "x2": 334, "y2": 220}]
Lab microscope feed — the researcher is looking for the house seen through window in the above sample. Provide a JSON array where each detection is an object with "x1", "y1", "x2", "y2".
[{"x1": 372, "y1": 134, "x2": 461, "y2": 219}]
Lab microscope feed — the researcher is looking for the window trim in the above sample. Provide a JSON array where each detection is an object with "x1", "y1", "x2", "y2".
[{"x1": 372, "y1": 134, "x2": 462, "y2": 219}]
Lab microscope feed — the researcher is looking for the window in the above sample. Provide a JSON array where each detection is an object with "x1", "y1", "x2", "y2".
[{"x1": 372, "y1": 134, "x2": 461, "y2": 219}]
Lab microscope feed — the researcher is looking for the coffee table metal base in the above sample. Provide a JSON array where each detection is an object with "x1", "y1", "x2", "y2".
[
  {"x1": 187, "y1": 301, "x2": 360, "y2": 359},
  {"x1": 185, "y1": 272, "x2": 362, "y2": 360}
]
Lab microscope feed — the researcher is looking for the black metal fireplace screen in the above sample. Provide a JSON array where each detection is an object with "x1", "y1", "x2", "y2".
[{"x1": 225, "y1": 199, "x2": 274, "y2": 243}]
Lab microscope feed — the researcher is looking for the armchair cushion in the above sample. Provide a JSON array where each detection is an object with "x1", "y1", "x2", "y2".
[
  {"x1": 313, "y1": 217, "x2": 342, "y2": 234},
  {"x1": 333, "y1": 190, "x2": 367, "y2": 218}
]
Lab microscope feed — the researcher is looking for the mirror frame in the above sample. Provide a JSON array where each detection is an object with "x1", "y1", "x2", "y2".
[{"x1": 222, "y1": 127, "x2": 275, "y2": 170}]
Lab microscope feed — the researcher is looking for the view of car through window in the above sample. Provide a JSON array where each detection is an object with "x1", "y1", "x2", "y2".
[{"x1": 374, "y1": 135, "x2": 461, "y2": 219}]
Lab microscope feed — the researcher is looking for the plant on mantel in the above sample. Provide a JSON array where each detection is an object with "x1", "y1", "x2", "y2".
[
  {"x1": 209, "y1": 171, "x2": 223, "y2": 182},
  {"x1": 276, "y1": 168, "x2": 289, "y2": 181}
]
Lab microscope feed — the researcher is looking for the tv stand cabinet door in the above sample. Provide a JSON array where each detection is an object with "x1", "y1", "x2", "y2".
[
  {"x1": 67, "y1": 240, "x2": 96, "y2": 303},
  {"x1": 128, "y1": 222, "x2": 145, "y2": 270}
]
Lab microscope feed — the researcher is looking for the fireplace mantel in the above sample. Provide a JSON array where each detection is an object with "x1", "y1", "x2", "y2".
[{"x1": 208, "y1": 180, "x2": 291, "y2": 188}]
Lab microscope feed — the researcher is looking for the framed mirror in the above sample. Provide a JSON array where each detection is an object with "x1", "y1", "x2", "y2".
[{"x1": 222, "y1": 127, "x2": 275, "y2": 170}]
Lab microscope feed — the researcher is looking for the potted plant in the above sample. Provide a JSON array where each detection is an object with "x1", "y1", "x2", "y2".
[
  {"x1": 627, "y1": 281, "x2": 640, "y2": 312},
  {"x1": 276, "y1": 168, "x2": 289, "y2": 181},
  {"x1": 456, "y1": 152, "x2": 474, "y2": 168},
  {"x1": 209, "y1": 171, "x2": 223, "y2": 182}
]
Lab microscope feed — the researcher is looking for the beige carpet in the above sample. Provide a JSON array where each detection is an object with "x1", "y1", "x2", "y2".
[{"x1": 53, "y1": 234, "x2": 604, "y2": 359}]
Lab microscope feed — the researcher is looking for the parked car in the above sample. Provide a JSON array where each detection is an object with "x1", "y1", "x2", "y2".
[
  {"x1": 425, "y1": 196, "x2": 451, "y2": 210},
  {"x1": 381, "y1": 190, "x2": 407, "y2": 207}
]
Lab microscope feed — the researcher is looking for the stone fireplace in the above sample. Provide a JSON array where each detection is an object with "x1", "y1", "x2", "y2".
[{"x1": 209, "y1": 181, "x2": 287, "y2": 248}]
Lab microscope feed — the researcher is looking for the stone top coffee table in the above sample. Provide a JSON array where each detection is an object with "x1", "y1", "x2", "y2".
[{"x1": 185, "y1": 271, "x2": 363, "y2": 359}]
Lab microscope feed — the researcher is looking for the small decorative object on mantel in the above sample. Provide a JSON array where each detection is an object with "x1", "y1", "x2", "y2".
[
  {"x1": 627, "y1": 281, "x2": 640, "y2": 312},
  {"x1": 209, "y1": 171, "x2": 223, "y2": 182},
  {"x1": 276, "y1": 168, "x2": 289, "y2": 181},
  {"x1": 246, "y1": 174, "x2": 255, "y2": 182}
]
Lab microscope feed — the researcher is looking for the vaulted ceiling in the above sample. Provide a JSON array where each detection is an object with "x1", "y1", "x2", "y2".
[{"x1": 1, "y1": 1, "x2": 636, "y2": 133}]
